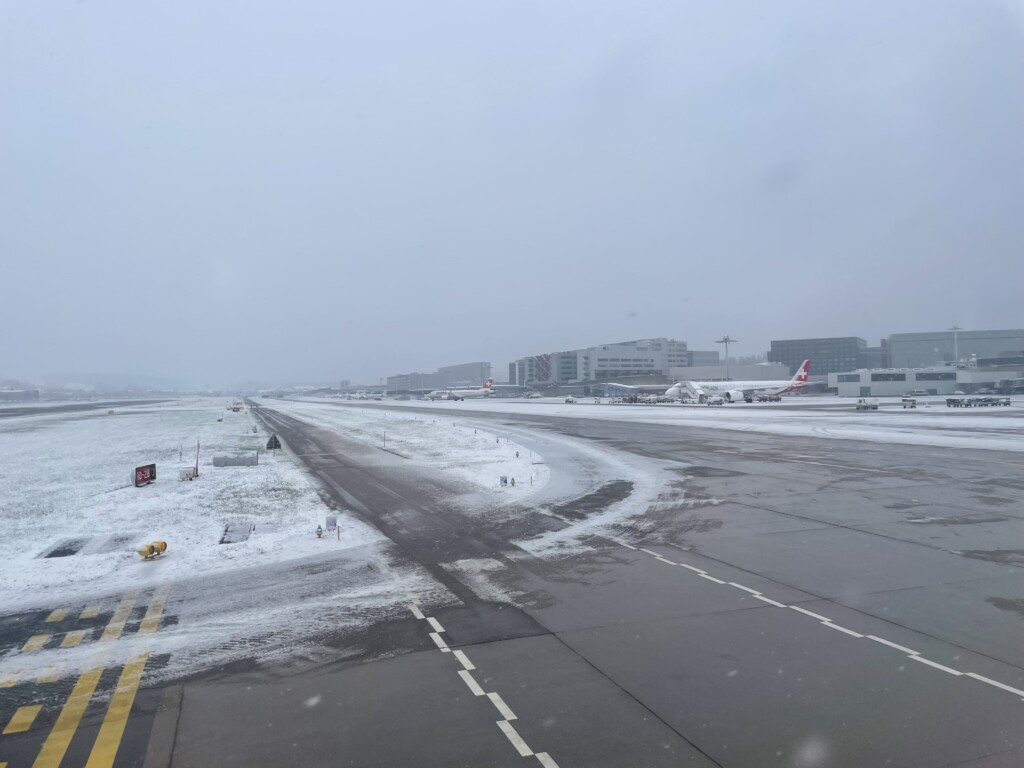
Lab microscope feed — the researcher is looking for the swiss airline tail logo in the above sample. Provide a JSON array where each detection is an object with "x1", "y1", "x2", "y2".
[
  {"x1": 484, "y1": 378, "x2": 494, "y2": 389},
  {"x1": 794, "y1": 360, "x2": 810, "y2": 382}
]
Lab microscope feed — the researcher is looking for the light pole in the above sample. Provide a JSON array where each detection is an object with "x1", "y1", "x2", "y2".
[
  {"x1": 716, "y1": 336, "x2": 738, "y2": 381},
  {"x1": 948, "y1": 326, "x2": 963, "y2": 364}
]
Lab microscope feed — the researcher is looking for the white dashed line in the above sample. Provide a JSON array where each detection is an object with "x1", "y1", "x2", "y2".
[
  {"x1": 867, "y1": 635, "x2": 920, "y2": 656},
  {"x1": 458, "y1": 669, "x2": 485, "y2": 696},
  {"x1": 728, "y1": 583, "x2": 762, "y2": 595},
  {"x1": 427, "y1": 617, "x2": 445, "y2": 633},
  {"x1": 620, "y1": 540, "x2": 1024, "y2": 706},
  {"x1": 487, "y1": 692, "x2": 517, "y2": 720},
  {"x1": 789, "y1": 606, "x2": 831, "y2": 622},
  {"x1": 429, "y1": 632, "x2": 450, "y2": 652},
  {"x1": 910, "y1": 656, "x2": 962, "y2": 676},
  {"x1": 453, "y1": 650, "x2": 475, "y2": 670},
  {"x1": 966, "y1": 673, "x2": 1024, "y2": 697},
  {"x1": 536, "y1": 753, "x2": 561, "y2": 768},
  {"x1": 408, "y1": 604, "x2": 425, "y2": 620},
  {"x1": 820, "y1": 622, "x2": 864, "y2": 638},
  {"x1": 497, "y1": 720, "x2": 534, "y2": 757}
]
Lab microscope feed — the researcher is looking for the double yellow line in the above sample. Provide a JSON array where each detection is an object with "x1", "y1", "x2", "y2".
[{"x1": 30, "y1": 584, "x2": 171, "y2": 768}]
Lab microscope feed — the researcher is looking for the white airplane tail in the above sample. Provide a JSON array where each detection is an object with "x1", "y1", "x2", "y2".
[{"x1": 777, "y1": 360, "x2": 811, "y2": 393}]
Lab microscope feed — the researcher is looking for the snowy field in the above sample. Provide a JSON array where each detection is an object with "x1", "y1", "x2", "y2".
[
  {"x1": 0, "y1": 399, "x2": 382, "y2": 612},
  {"x1": 315, "y1": 396, "x2": 1024, "y2": 453}
]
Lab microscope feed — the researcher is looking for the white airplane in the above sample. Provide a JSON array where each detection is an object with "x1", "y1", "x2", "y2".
[
  {"x1": 426, "y1": 379, "x2": 495, "y2": 401},
  {"x1": 666, "y1": 360, "x2": 811, "y2": 403}
]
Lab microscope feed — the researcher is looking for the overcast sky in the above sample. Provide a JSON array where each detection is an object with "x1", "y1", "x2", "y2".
[{"x1": 2, "y1": 1, "x2": 1023, "y2": 388}]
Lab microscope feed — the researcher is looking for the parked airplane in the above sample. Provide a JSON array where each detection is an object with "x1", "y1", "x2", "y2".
[
  {"x1": 666, "y1": 360, "x2": 811, "y2": 403},
  {"x1": 426, "y1": 379, "x2": 495, "y2": 401}
]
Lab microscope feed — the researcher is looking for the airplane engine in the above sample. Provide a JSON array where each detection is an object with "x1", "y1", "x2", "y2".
[{"x1": 723, "y1": 390, "x2": 745, "y2": 403}]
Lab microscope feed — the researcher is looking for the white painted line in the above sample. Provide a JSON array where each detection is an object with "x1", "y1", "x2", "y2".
[
  {"x1": 966, "y1": 672, "x2": 1024, "y2": 697},
  {"x1": 487, "y1": 692, "x2": 517, "y2": 720},
  {"x1": 821, "y1": 622, "x2": 864, "y2": 638},
  {"x1": 458, "y1": 670, "x2": 485, "y2": 696},
  {"x1": 429, "y1": 632, "x2": 449, "y2": 651},
  {"x1": 427, "y1": 617, "x2": 445, "y2": 633},
  {"x1": 910, "y1": 656, "x2": 962, "y2": 676},
  {"x1": 777, "y1": 457, "x2": 891, "y2": 473},
  {"x1": 536, "y1": 754, "x2": 560, "y2": 768},
  {"x1": 678, "y1": 563, "x2": 706, "y2": 574},
  {"x1": 497, "y1": 720, "x2": 534, "y2": 757},
  {"x1": 698, "y1": 573, "x2": 726, "y2": 584},
  {"x1": 619, "y1": 543, "x2": 638, "y2": 550},
  {"x1": 728, "y1": 583, "x2": 762, "y2": 595},
  {"x1": 752, "y1": 595, "x2": 787, "y2": 608},
  {"x1": 453, "y1": 650, "x2": 475, "y2": 670},
  {"x1": 408, "y1": 604, "x2": 425, "y2": 620},
  {"x1": 789, "y1": 606, "x2": 831, "y2": 622},
  {"x1": 654, "y1": 557, "x2": 676, "y2": 565},
  {"x1": 867, "y1": 635, "x2": 920, "y2": 656},
  {"x1": 638, "y1": 548, "x2": 660, "y2": 557}
]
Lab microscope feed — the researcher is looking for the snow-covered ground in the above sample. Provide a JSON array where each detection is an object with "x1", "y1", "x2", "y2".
[
  {"x1": 0, "y1": 399, "x2": 384, "y2": 611},
  {"x1": 317, "y1": 396, "x2": 1024, "y2": 453}
]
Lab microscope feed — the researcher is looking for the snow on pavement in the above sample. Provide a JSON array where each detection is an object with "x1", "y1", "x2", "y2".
[
  {"x1": 270, "y1": 399, "x2": 684, "y2": 558},
  {"x1": 254, "y1": 398, "x2": 551, "y2": 500}
]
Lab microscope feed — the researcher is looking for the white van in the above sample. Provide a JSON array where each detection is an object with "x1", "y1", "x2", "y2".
[{"x1": 855, "y1": 398, "x2": 879, "y2": 410}]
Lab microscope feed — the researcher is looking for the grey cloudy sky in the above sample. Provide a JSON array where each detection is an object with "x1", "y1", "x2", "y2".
[{"x1": 2, "y1": 1, "x2": 1023, "y2": 388}]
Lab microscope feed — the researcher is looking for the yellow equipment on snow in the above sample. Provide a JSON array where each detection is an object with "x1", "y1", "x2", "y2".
[{"x1": 137, "y1": 541, "x2": 168, "y2": 559}]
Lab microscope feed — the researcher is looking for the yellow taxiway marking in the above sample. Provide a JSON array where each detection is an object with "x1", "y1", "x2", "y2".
[
  {"x1": 31, "y1": 592, "x2": 138, "y2": 768},
  {"x1": 80, "y1": 605, "x2": 100, "y2": 619},
  {"x1": 99, "y1": 592, "x2": 138, "y2": 643},
  {"x1": 31, "y1": 667, "x2": 104, "y2": 768},
  {"x1": 22, "y1": 635, "x2": 50, "y2": 652},
  {"x1": 44, "y1": 609, "x2": 66, "y2": 623},
  {"x1": 4, "y1": 705, "x2": 43, "y2": 735},
  {"x1": 61, "y1": 629, "x2": 90, "y2": 648},
  {"x1": 85, "y1": 585, "x2": 170, "y2": 768}
]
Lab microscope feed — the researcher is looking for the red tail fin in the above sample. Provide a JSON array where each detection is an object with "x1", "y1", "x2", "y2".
[
  {"x1": 794, "y1": 360, "x2": 810, "y2": 382},
  {"x1": 484, "y1": 378, "x2": 493, "y2": 389}
]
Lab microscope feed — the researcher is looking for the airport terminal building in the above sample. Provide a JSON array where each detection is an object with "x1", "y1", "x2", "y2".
[
  {"x1": 888, "y1": 329, "x2": 1024, "y2": 368},
  {"x1": 511, "y1": 338, "x2": 687, "y2": 386},
  {"x1": 827, "y1": 365, "x2": 1024, "y2": 397}
]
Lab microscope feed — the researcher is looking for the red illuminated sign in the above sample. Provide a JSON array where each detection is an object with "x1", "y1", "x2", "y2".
[{"x1": 134, "y1": 464, "x2": 156, "y2": 487}]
